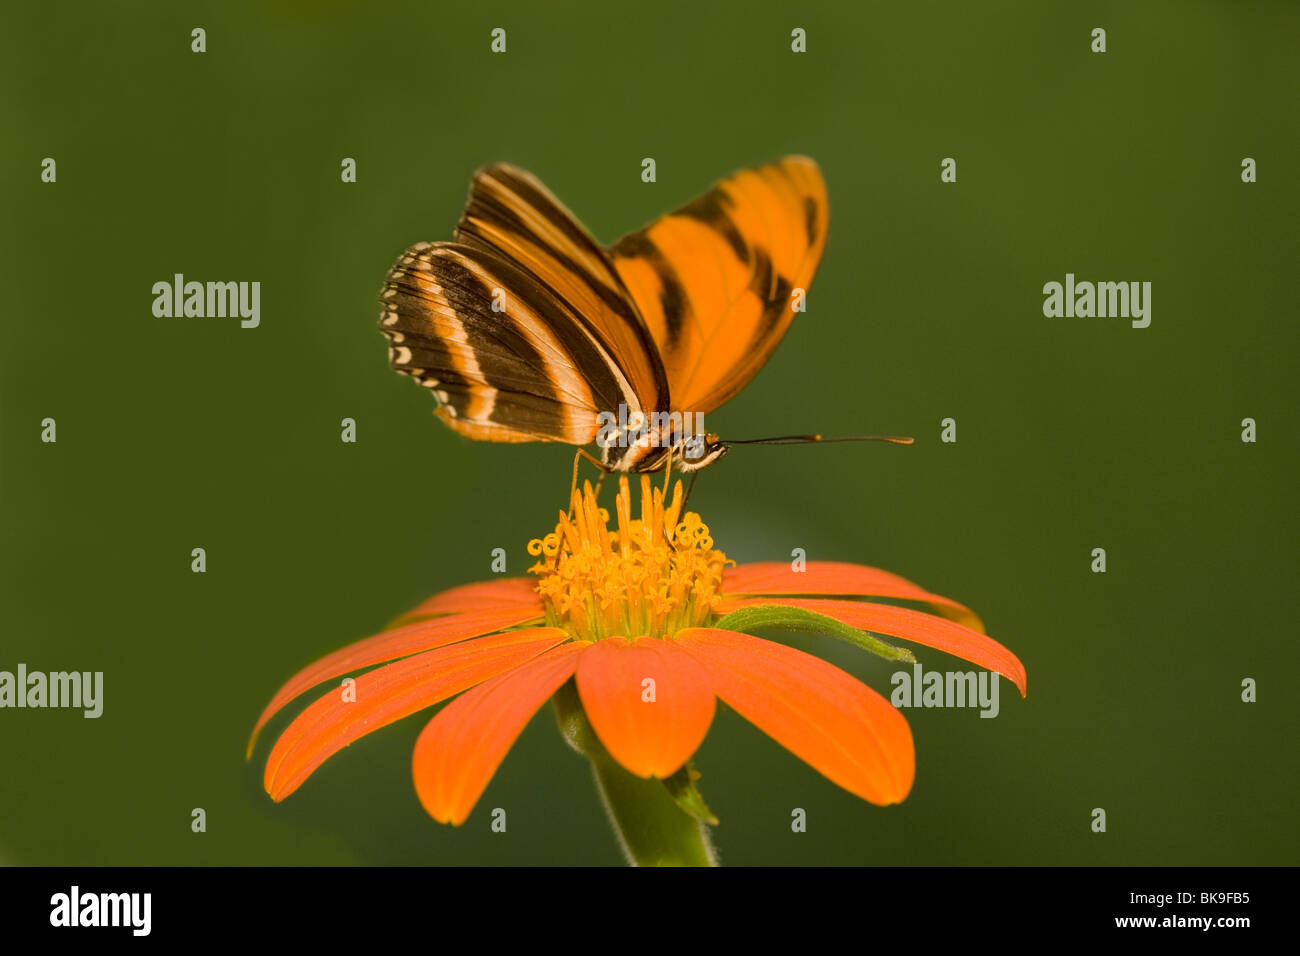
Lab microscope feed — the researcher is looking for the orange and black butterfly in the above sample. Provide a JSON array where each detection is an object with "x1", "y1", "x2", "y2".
[{"x1": 379, "y1": 157, "x2": 904, "y2": 475}]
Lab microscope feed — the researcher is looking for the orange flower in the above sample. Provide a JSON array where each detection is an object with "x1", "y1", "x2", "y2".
[{"x1": 249, "y1": 476, "x2": 1026, "y2": 828}]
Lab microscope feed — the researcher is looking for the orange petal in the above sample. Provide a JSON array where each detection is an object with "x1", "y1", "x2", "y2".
[
  {"x1": 716, "y1": 596, "x2": 1027, "y2": 697},
  {"x1": 400, "y1": 578, "x2": 542, "y2": 617},
  {"x1": 412, "y1": 641, "x2": 589, "y2": 825},
  {"x1": 265, "y1": 627, "x2": 568, "y2": 801},
  {"x1": 576, "y1": 636, "x2": 715, "y2": 778},
  {"x1": 676, "y1": 628, "x2": 914, "y2": 805},
  {"x1": 723, "y1": 561, "x2": 983, "y2": 632},
  {"x1": 248, "y1": 604, "x2": 543, "y2": 753}
]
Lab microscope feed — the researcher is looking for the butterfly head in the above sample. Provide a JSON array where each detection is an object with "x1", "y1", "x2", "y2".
[{"x1": 675, "y1": 432, "x2": 728, "y2": 472}]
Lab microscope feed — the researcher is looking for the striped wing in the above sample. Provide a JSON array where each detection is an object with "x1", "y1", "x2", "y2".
[
  {"x1": 454, "y1": 164, "x2": 668, "y2": 413},
  {"x1": 379, "y1": 241, "x2": 643, "y2": 444},
  {"x1": 609, "y1": 156, "x2": 829, "y2": 415}
]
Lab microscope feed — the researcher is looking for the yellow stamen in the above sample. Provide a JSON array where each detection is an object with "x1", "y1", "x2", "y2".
[{"x1": 527, "y1": 475, "x2": 729, "y2": 642}]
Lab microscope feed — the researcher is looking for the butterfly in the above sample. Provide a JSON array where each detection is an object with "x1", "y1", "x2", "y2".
[{"x1": 379, "y1": 157, "x2": 880, "y2": 477}]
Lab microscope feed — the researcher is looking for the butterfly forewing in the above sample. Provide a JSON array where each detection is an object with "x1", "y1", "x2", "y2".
[
  {"x1": 455, "y1": 164, "x2": 668, "y2": 415},
  {"x1": 609, "y1": 156, "x2": 828, "y2": 415}
]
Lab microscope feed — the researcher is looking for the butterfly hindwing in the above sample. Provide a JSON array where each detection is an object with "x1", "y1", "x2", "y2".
[
  {"x1": 609, "y1": 156, "x2": 829, "y2": 415},
  {"x1": 379, "y1": 241, "x2": 641, "y2": 445}
]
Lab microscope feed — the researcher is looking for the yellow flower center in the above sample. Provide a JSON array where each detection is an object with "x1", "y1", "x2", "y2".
[{"x1": 527, "y1": 475, "x2": 729, "y2": 642}]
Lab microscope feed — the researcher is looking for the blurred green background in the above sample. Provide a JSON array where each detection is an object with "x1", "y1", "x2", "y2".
[{"x1": 2, "y1": 0, "x2": 1297, "y2": 865}]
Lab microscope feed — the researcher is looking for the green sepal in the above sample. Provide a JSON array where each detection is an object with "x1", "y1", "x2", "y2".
[
  {"x1": 712, "y1": 604, "x2": 916, "y2": 663},
  {"x1": 662, "y1": 762, "x2": 719, "y2": 826}
]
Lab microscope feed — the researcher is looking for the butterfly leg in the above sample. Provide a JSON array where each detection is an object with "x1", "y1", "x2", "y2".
[
  {"x1": 682, "y1": 470, "x2": 700, "y2": 511},
  {"x1": 569, "y1": 448, "x2": 610, "y2": 514}
]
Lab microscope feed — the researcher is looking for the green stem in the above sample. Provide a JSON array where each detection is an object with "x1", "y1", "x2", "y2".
[{"x1": 553, "y1": 680, "x2": 718, "y2": 867}]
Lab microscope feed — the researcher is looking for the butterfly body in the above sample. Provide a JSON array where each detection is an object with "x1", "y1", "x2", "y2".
[
  {"x1": 600, "y1": 428, "x2": 728, "y2": 475},
  {"x1": 379, "y1": 157, "x2": 829, "y2": 473}
]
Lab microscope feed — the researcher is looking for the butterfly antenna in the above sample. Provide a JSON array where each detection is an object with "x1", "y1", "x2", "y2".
[{"x1": 724, "y1": 434, "x2": 914, "y2": 446}]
